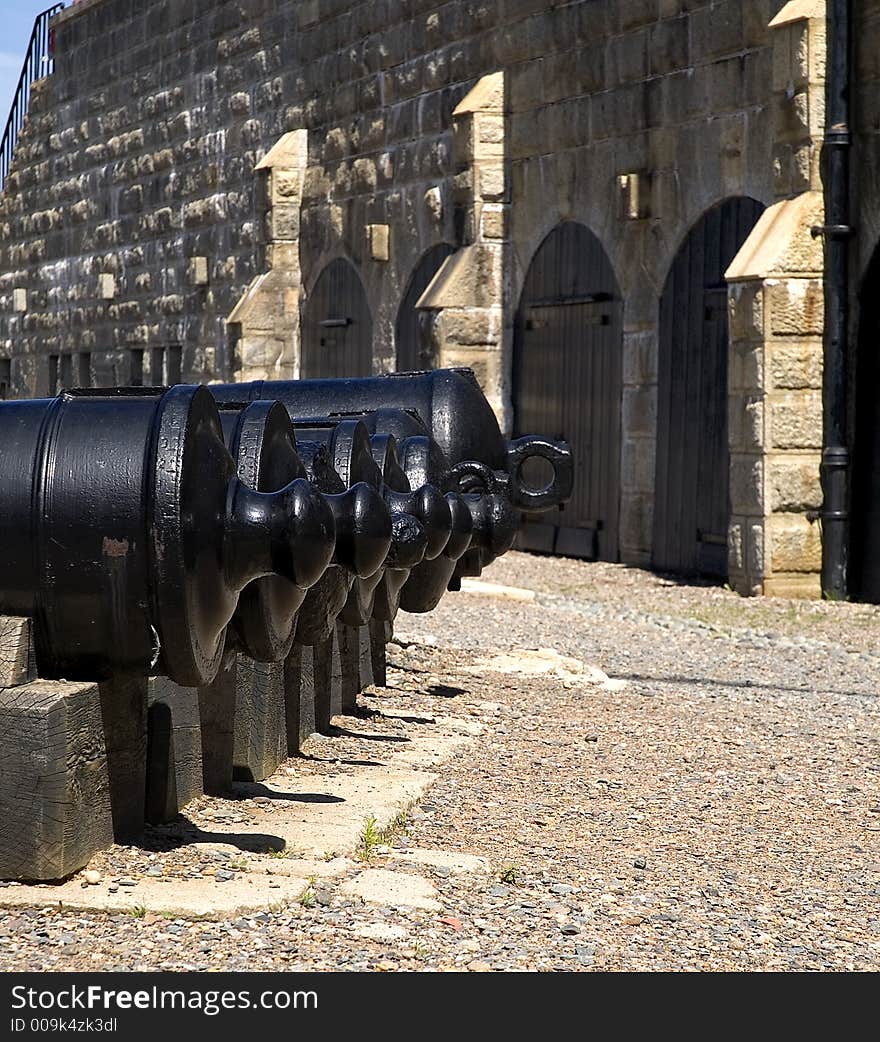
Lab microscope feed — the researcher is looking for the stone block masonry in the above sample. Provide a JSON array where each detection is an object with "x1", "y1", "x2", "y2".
[{"x1": 0, "y1": 0, "x2": 855, "y2": 588}]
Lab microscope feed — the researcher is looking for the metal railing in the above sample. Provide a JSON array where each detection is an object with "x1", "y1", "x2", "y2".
[{"x1": 0, "y1": 4, "x2": 65, "y2": 191}]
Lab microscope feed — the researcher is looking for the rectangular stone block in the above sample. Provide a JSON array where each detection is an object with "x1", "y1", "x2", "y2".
[
  {"x1": 768, "y1": 455, "x2": 821, "y2": 512},
  {"x1": 618, "y1": 491, "x2": 653, "y2": 562},
  {"x1": 729, "y1": 339, "x2": 765, "y2": 393},
  {"x1": 729, "y1": 453, "x2": 765, "y2": 515},
  {"x1": 728, "y1": 394, "x2": 765, "y2": 452},
  {"x1": 620, "y1": 437, "x2": 655, "y2": 493},
  {"x1": 728, "y1": 282, "x2": 764, "y2": 343},
  {"x1": 0, "y1": 681, "x2": 114, "y2": 880},
  {"x1": 767, "y1": 513, "x2": 822, "y2": 573},
  {"x1": 621, "y1": 386, "x2": 657, "y2": 439},
  {"x1": 767, "y1": 279, "x2": 823, "y2": 336},
  {"x1": 622, "y1": 330, "x2": 657, "y2": 386},
  {"x1": 769, "y1": 340, "x2": 822, "y2": 389},
  {"x1": 762, "y1": 573, "x2": 822, "y2": 599},
  {"x1": 768, "y1": 392, "x2": 822, "y2": 449}
]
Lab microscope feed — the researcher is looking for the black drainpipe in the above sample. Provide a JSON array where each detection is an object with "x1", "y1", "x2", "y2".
[{"x1": 816, "y1": 0, "x2": 853, "y2": 599}]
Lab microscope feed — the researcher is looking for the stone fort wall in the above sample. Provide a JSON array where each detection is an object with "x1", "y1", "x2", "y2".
[{"x1": 0, "y1": 0, "x2": 851, "y2": 592}]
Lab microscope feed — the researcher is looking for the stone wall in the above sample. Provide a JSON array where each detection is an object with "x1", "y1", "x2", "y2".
[
  {"x1": 0, "y1": 0, "x2": 819, "y2": 576},
  {"x1": 724, "y1": 0, "x2": 826, "y2": 598}
]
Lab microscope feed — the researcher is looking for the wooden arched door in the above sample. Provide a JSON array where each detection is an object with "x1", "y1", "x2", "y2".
[
  {"x1": 653, "y1": 197, "x2": 765, "y2": 578},
  {"x1": 513, "y1": 222, "x2": 623, "y2": 560},
  {"x1": 851, "y1": 243, "x2": 880, "y2": 600},
  {"x1": 301, "y1": 258, "x2": 373, "y2": 378},
  {"x1": 395, "y1": 244, "x2": 456, "y2": 371}
]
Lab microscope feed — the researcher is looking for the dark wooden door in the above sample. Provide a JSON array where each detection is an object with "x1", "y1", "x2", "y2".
[
  {"x1": 851, "y1": 245, "x2": 880, "y2": 600},
  {"x1": 513, "y1": 222, "x2": 623, "y2": 560},
  {"x1": 301, "y1": 258, "x2": 373, "y2": 378},
  {"x1": 653, "y1": 197, "x2": 764, "y2": 578},
  {"x1": 396, "y1": 244, "x2": 455, "y2": 371}
]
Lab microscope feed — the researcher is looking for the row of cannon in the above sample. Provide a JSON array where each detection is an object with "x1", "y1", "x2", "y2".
[{"x1": 0, "y1": 368, "x2": 573, "y2": 688}]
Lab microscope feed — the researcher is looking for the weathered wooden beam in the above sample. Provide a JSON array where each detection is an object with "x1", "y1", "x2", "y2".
[
  {"x1": 284, "y1": 645, "x2": 302, "y2": 755},
  {"x1": 297, "y1": 645, "x2": 317, "y2": 746},
  {"x1": 145, "y1": 678, "x2": 203, "y2": 824},
  {"x1": 369, "y1": 619, "x2": 390, "y2": 688},
  {"x1": 311, "y1": 631, "x2": 338, "y2": 735},
  {"x1": 0, "y1": 616, "x2": 36, "y2": 689},
  {"x1": 233, "y1": 656, "x2": 289, "y2": 782},
  {"x1": 337, "y1": 624, "x2": 374, "y2": 713},
  {"x1": 0, "y1": 680, "x2": 114, "y2": 880},
  {"x1": 96, "y1": 676, "x2": 147, "y2": 843},
  {"x1": 197, "y1": 656, "x2": 236, "y2": 795}
]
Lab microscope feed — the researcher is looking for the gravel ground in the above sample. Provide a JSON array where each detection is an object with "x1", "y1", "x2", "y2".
[{"x1": 0, "y1": 552, "x2": 877, "y2": 972}]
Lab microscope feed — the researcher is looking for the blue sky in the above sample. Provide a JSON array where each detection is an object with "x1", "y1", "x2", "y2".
[{"x1": 0, "y1": 1, "x2": 62, "y2": 132}]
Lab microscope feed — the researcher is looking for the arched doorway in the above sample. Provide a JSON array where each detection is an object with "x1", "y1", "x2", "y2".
[
  {"x1": 513, "y1": 221, "x2": 623, "y2": 560},
  {"x1": 653, "y1": 197, "x2": 765, "y2": 578},
  {"x1": 301, "y1": 258, "x2": 373, "y2": 378},
  {"x1": 850, "y1": 243, "x2": 880, "y2": 600},
  {"x1": 395, "y1": 244, "x2": 456, "y2": 371}
]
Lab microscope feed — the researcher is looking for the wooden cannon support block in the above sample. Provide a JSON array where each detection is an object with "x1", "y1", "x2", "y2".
[
  {"x1": 0, "y1": 615, "x2": 388, "y2": 880},
  {"x1": 0, "y1": 679, "x2": 115, "y2": 881},
  {"x1": 0, "y1": 617, "x2": 115, "y2": 881},
  {"x1": 233, "y1": 656, "x2": 291, "y2": 783},
  {"x1": 301, "y1": 634, "x2": 338, "y2": 738},
  {"x1": 337, "y1": 623, "x2": 375, "y2": 713},
  {"x1": 369, "y1": 619, "x2": 391, "y2": 688},
  {"x1": 145, "y1": 678, "x2": 203, "y2": 825}
]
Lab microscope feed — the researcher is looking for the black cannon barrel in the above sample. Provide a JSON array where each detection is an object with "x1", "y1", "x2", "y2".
[
  {"x1": 212, "y1": 387, "x2": 532, "y2": 573},
  {"x1": 0, "y1": 386, "x2": 336, "y2": 685},
  {"x1": 218, "y1": 400, "x2": 310, "y2": 663},
  {"x1": 217, "y1": 400, "x2": 392, "y2": 661},
  {"x1": 295, "y1": 414, "x2": 445, "y2": 562},
  {"x1": 288, "y1": 418, "x2": 416, "y2": 644},
  {"x1": 210, "y1": 367, "x2": 574, "y2": 511},
  {"x1": 294, "y1": 419, "x2": 437, "y2": 626},
  {"x1": 288, "y1": 416, "x2": 476, "y2": 619}
]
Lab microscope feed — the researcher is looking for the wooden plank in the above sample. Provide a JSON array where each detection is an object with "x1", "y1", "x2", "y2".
[
  {"x1": 337, "y1": 623, "x2": 374, "y2": 713},
  {"x1": 233, "y1": 657, "x2": 289, "y2": 783},
  {"x1": 654, "y1": 198, "x2": 764, "y2": 576},
  {"x1": 96, "y1": 675, "x2": 148, "y2": 842},
  {"x1": 369, "y1": 619, "x2": 390, "y2": 688},
  {"x1": 0, "y1": 617, "x2": 35, "y2": 688},
  {"x1": 284, "y1": 645, "x2": 303, "y2": 755},
  {"x1": 0, "y1": 680, "x2": 114, "y2": 880},
  {"x1": 514, "y1": 522, "x2": 556, "y2": 554},
  {"x1": 311, "y1": 631, "x2": 338, "y2": 735},
  {"x1": 301, "y1": 259, "x2": 373, "y2": 378},
  {"x1": 146, "y1": 678, "x2": 203, "y2": 824},
  {"x1": 395, "y1": 244, "x2": 455, "y2": 370},
  {"x1": 197, "y1": 657, "x2": 236, "y2": 795},
  {"x1": 852, "y1": 246, "x2": 880, "y2": 599},
  {"x1": 512, "y1": 222, "x2": 622, "y2": 561},
  {"x1": 297, "y1": 645, "x2": 317, "y2": 745}
]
